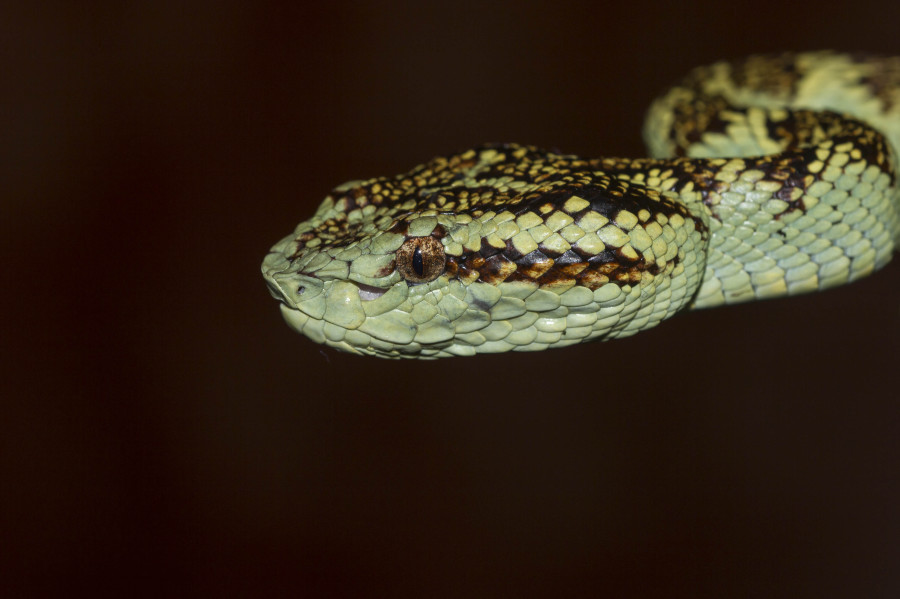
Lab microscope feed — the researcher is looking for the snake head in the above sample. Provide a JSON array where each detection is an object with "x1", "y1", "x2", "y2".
[
  {"x1": 263, "y1": 144, "x2": 708, "y2": 358},
  {"x1": 261, "y1": 169, "x2": 467, "y2": 358}
]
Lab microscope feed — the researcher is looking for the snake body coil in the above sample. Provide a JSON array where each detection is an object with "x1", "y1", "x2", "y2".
[{"x1": 263, "y1": 52, "x2": 900, "y2": 358}]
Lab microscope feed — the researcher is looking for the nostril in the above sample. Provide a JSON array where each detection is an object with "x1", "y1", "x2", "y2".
[{"x1": 298, "y1": 286, "x2": 306, "y2": 295}]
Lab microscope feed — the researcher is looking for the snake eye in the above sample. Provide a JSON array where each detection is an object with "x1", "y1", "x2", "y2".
[
  {"x1": 396, "y1": 237, "x2": 445, "y2": 283},
  {"x1": 412, "y1": 246, "x2": 424, "y2": 276}
]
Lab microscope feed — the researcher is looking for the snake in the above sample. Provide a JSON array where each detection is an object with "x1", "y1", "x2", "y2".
[{"x1": 262, "y1": 52, "x2": 900, "y2": 358}]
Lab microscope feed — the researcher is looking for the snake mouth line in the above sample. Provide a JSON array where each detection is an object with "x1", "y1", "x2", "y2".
[{"x1": 356, "y1": 282, "x2": 388, "y2": 301}]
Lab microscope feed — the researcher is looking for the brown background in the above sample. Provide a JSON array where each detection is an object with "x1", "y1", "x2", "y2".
[{"x1": 4, "y1": 1, "x2": 900, "y2": 596}]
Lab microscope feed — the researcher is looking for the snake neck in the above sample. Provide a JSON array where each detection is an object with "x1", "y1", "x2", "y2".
[{"x1": 638, "y1": 52, "x2": 900, "y2": 308}]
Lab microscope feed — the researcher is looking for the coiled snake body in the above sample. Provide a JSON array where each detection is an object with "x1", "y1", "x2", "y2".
[{"x1": 263, "y1": 52, "x2": 900, "y2": 358}]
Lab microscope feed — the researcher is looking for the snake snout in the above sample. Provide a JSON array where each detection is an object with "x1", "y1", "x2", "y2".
[
  {"x1": 263, "y1": 265, "x2": 323, "y2": 310},
  {"x1": 264, "y1": 276, "x2": 288, "y2": 301}
]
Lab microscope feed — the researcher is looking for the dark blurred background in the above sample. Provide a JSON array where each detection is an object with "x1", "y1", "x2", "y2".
[{"x1": 3, "y1": 1, "x2": 900, "y2": 596}]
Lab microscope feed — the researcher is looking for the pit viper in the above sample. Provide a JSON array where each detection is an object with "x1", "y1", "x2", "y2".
[{"x1": 262, "y1": 52, "x2": 900, "y2": 358}]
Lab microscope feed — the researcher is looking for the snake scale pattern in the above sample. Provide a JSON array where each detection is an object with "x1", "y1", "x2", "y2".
[{"x1": 263, "y1": 52, "x2": 900, "y2": 358}]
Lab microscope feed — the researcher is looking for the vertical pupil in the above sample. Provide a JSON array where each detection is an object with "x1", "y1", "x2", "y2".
[{"x1": 412, "y1": 246, "x2": 424, "y2": 276}]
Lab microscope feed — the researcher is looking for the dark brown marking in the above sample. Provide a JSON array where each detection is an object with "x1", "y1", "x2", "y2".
[{"x1": 478, "y1": 253, "x2": 516, "y2": 284}]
